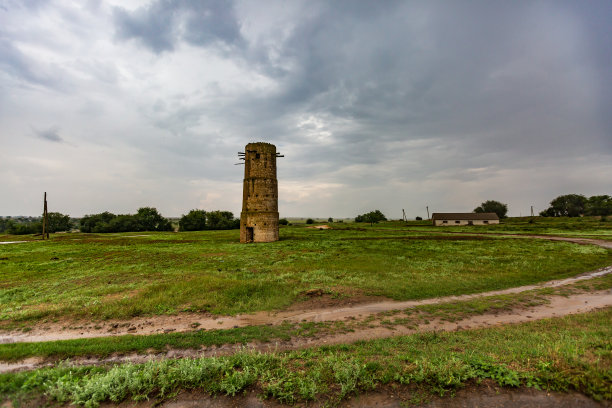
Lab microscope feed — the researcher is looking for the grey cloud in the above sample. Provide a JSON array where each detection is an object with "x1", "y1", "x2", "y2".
[
  {"x1": 0, "y1": 38, "x2": 58, "y2": 87},
  {"x1": 1, "y1": 1, "x2": 610, "y2": 217},
  {"x1": 240, "y1": 1, "x2": 611, "y2": 171},
  {"x1": 1, "y1": 0, "x2": 47, "y2": 12},
  {"x1": 117, "y1": 0, "x2": 611, "y2": 184},
  {"x1": 113, "y1": 0, "x2": 243, "y2": 53},
  {"x1": 32, "y1": 125, "x2": 63, "y2": 143}
]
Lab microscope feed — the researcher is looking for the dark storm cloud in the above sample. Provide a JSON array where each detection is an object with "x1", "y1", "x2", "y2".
[
  {"x1": 108, "y1": 0, "x2": 612, "y2": 184},
  {"x1": 1, "y1": 0, "x2": 610, "y2": 217},
  {"x1": 32, "y1": 125, "x2": 63, "y2": 143},
  {"x1": 113, "y1": 0, "x2": 243, "y2": 53},
  {"x1": 234, "y1": 1, "x2": 612, "y2": 172}
]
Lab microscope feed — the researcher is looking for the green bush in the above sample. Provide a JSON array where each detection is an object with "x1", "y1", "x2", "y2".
[
  {"x1": 205, "y1": 211, "x2": 240, "y2": 230},
  {"x1": 474, "y1": 200, "x2": 508, "y2": 219},
  {"x1": 79, "y1": 208, "x2": 173, "y2": 233},
  {"x1": 355, "y1": 210, "x2": 387, "y2": 224},
  {"x1": 7, "y1": 222, "x2": 42, "y2": 235},
  {"x1": 179, "y1": 210, "x2": 207, "y2": 231},
  {"x1": 46, "y1": 212, "x2": 72, "y2": 232}
]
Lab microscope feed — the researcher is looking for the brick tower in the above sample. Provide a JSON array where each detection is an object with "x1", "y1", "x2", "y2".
[{"x1": 239, "y1": 142, "x2": 283, "y2": 243}]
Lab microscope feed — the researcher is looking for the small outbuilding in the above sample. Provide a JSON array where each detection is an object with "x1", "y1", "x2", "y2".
[{"x1": 431, "y1": 213, "x2": 499, "y2": 226}]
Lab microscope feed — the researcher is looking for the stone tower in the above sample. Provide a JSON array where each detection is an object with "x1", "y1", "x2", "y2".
[{"x1": 239, "y1": 142, "x2": 282, "y2": 243}]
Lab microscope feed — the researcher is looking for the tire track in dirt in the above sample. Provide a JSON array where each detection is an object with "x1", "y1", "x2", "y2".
[
  {"x1": 1, "y1": 290, "x2": 610, "y2": 374},
  {"x1": 1, "y1": 265, "x2": 610, "y2": 344}
]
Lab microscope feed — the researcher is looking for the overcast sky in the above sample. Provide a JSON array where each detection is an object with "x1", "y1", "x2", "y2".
[{"x1": 1, "y1": 0, "x2": 610, "y2": 219}]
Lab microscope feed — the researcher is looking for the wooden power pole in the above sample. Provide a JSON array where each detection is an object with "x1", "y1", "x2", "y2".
[
  {"x1": 402, "y1": 209, "x2": 407, "y2": 222},
  {"x1": 531, "y1": 206, "x2": 534, "y2": 217},
  {"x1": 42, "y1": 192, "x2": 49, "y2": 240},
  {"x1": 426, "y1": 206, "x2": 430, "y2": 220}
]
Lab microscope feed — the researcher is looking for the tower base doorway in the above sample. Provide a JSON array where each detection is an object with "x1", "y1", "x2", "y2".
[{"x1": 245, "y1": 227, "x2": 254, "y2": 243}]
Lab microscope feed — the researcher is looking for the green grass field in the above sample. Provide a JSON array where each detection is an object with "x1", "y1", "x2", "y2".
[
  {"x1": 1, "y1": 220, "x2": 611, "y2": 324},
  {"x1": 2, "y1": 308, "x2": 610, "y2": 406}
]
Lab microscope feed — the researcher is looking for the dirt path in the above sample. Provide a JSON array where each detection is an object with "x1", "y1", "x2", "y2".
[
  {"x1": 1, "y1": 290, "x2": 610, "y2": 374},
  {"x1": 1, "y1": 263, "x2": 610, "y2": 345}
]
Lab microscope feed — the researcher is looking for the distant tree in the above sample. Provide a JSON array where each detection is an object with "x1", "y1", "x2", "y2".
[
  {"x1": 473, "y1": 200, "x2": 508, "y2": 219},
  {"x1": 585, "y1": 195, "x2": 612, "y2": 216},
  {"x1": 108, "y1": 215, "x2": 142, "y2": 232},
  {"x1": 355, "y1": 210, "x2": 387, "y2": 225},
  {"x1": 135, "y1": 207, "x2": 173, "y2": 231},
  {"x1": 541, "y1": 194, "x2": 587, "y2": 217},
  {"x1": 179, "y1": 210, "x2": 207, "y2": 231},
  {"x1": 80, "y1": 208, "x2": 173, "y2": 232},
  {"x1": 205, "y1": 210, "x2": 239, "y2": 230},
  {"x1": 539, "y1": 207, "x2": 556, "y2": 217},
  {"x1": 80, "y1": 212, "x2": 116, "y2": 233},
  {"x1": 328, "y1": 217, "x2": 334, "y2": 223},
  {"x1": 8, "y1": 222, "x2": 42, "y2": 235},
  {"x1": 46, "y1": 212, "x2": 72, "y2": 233},
  {"x1": 415, "y1": 216, "x2": 423, "y2": 221},
  {"x1": 0, "y1": 217, "x2": 13, "y2": 233},
  {"x1": 279, "y1": 218, "x2": 289, "y2": 226},
  {"x1": 306, "y1": 218, "x2": 314, "y2": 224}
]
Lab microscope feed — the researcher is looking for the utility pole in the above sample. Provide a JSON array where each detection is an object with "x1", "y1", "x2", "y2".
[
  {"x1": 531, "y1": 206, "x2": 534, "y2": 217},
  {"x1": 426, "y1": 206, "x2": 430, "y2": 220},
  {"x1": 42, "y1": 192, "x2": 48, "y2": 240},
  {"x1": 402, "y1": 209, "x2": 407, "y2": 222}
]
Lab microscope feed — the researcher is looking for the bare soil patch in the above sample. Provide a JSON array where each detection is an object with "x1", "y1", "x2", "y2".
[{"x1": 287, "y1": 287, "x2": 390, "y2": 312}]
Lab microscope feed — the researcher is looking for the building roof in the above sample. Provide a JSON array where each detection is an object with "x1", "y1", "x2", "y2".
[{"x1": 431, "y1": 212, "x2": 499, "y2": 221}]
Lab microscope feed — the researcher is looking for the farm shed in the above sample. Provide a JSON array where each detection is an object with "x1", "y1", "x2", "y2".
[{"x1": 431, "y1": 213, "x2": 499, "y2": 226}]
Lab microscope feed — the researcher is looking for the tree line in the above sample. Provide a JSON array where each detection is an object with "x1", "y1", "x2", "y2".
[
  {"x1": 539, "y1": 194, "x2": 612, "y2": 217},
  {"x1": 0, "y1": 213, "x2": 72, "y2": 235},
  {"x1": 81, "y1": 208, "x2": 241, "y2": 233},
  {"x1": 471, "y1": 195, "x2": 611, "y2": 219},
  {"x1": 1, "y1": 208, "x2": 241, "y2": 235},
  {"x1": 3, "y1": 193, "x2": 609, "y2": 235},
  {"x1": 352, "y1": 193, "x2": 610, "y2": 224},
  {"x1": 80, "y1": 207, "x2": 173, "y2": 233},
  {"x1": 178, "y1": 210, "x2": 239, "y2": 231}
]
